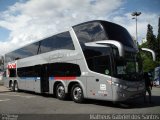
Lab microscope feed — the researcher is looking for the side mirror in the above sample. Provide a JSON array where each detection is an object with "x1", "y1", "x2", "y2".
[
  {"x1": 141, "y1": 48, "x2": 156, "y2": 61},
  {"x1": 85, "y1": 40, "x2": 124, "y2": 57}
]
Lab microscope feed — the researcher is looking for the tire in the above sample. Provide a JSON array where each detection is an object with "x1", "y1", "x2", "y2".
[
  {"x1": 14, "y1": 81, "x2": 19, "y2": 92},
  {"x1": 56, "y1": 83, "x2": 66, "y2": 100},
  {"x1": 10, "y1": 82, "x2": 14, "y2": 91},
  {"x1": 71, "y1": 84, "x2": 84, "y2": 103}
]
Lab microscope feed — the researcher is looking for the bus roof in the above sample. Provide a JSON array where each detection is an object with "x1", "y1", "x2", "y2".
[
  {"x1": 73, "y1": 20, "x2": 124, "y2": 29},
  {"x1": 4, "y1": 29, "x2": 70, "y2": 55}
]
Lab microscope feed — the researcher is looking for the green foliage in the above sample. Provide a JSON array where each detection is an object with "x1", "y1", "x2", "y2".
[
  {"x1": 140, "y1": 52, "x2": 157, "y2": 72},
  {"x1": 139, "y1": 20, "x2": 160, "y2": 72},
  {"x1": 140, "y1": 41, "x2": 148, "y2": 48},
  {"x1": 146, "y1": 24, "x2": 156, "y2": 51},
  {"x1": 156, "y1": 17, "x2": 160, "y2": 61}
]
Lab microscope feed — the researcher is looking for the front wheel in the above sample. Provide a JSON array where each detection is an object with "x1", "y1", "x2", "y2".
[
  {"x1": 56, "y1": 83, "x2": 66, "y2": 100},
  {"x1": 71, "y1": 84, "x2": 84, "y2": 103}
]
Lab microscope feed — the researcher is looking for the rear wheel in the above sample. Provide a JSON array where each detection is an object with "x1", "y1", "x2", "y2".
[
  {"x1": 10, "y1": 81, "x2": 14, "y2": 91},
  {"x1": 56, "y1": 83, "x2": 66, "y2": 100},
  {"x1": 71, "y1": 84, "x2": 84, "y2": 103},
  {"x1": 14, "y1": 81, "x2": 19, "y2": 92}
]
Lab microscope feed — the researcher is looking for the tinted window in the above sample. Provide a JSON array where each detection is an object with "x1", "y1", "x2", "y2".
[
  {"x1": 5, "y1": 31, "x2": 74, "y2": 63},
  {"x1": 5, "y1": 42, "x2": 39, "y2": 62},
  {"x1": 17, "y1": 63, "x2": 81, "y2": 77},
  {"x1": 87, "y1": 55, "x2": 111, "y2": 75},
  {"x1": 17, "y1": 66, "x2": 37, "y2": 77},
  {"x1": 39, "y1": 32, "x2": 74, "y2": 54},
  {"x1": 83, "y1": 46, "x2": 109, "y2": 58},
  {"x1": 73, "y1": 22, "x2": 106, "y2": 44},
  {"x1": 49, "y1": 63, "x2": 81, "y2": 77},
  {"x1": 9, "y1": 69, "x2": 16, "y2": 77},
  {"x1": 83, "y1": 46, "x2": 112, "y2": 75},
  {"x1": 74, "y1": 21, "x2": 135, "y2": 49},
  {"x1": 101, "y1": 21, "x2": 135, "y2": 48},
  {"x1": 20, "y1": 43, "x2": 39, "y2": 57}
]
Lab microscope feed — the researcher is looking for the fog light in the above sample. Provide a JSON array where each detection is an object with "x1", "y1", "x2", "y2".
[{"x1": 118, "y1": 91, "x2": 126, "y2": 97}]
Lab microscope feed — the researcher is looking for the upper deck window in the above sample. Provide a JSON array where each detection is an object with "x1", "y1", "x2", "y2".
[
  {"x1": 39, "y1": 31, "x2": 75, "y2": 54},
  {"x1": 73, "y1": 22, "x2": 106, "y2": 44},
  {"x1": 73, "y1": 21, "x2": 135, "y2": 49},
  {"x1": 101, "y1": 21, "x2": 135, "y2": 48},
  {"x1": 5, "y1": 31, "x2": 74, "y2": 63}
]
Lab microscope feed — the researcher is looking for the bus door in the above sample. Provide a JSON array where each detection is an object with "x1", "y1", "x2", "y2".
[
  {"x1": 86, "y1": 54, "x2": 112, "y2": 100},
  {"x1": 34, "y1": 65, "x2": 41, "y2": 93},
  {"x1": 40, "y1": 64, "x2": 49, "y2": 93}
]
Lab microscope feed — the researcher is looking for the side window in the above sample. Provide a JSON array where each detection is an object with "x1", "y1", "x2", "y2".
[
  {"x1": 84, "y1": 47, "x2": 112, "y2": 75},
  {"x1": 6, "y1": 42, "x2": 39, "y2": 62},
  {"x1": 21, "y1": 43, "x2": 39, "y2": 57},
  {"x1": 87, "y1": 55, "x2": 111, "y2": 75},
  {"x1": 17, "y1": 68, "x2": 26, "y2": 77},
  {"x1": 17, "y1": 66, "x2": 37, "y2": 77},
  {"x1": 40, "y1": 31, "x2": 75, "y2": 54},
  {"x1": 49, "y1": 63, "x2": 81, "y2": 77},
  {"x1": 5, "y1": 31, "x2": 74, "y2": 62},
  {"x1": 73, "y1": 22, "x2": 106, "y2": 44},
  {"x1": 9, "y1": 69, "x2": 16, "y2": 77},
  {"x1": 25, "y1": 66, "x2": 37, "y2": 77}
]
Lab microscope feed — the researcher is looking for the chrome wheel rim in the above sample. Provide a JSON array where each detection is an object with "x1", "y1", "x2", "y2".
[
  {"x1": 57, "y1": 86, "x2": 65, "y2": 98},
  {"x1": 73, "y1": 87, "x2": 82, "y2": 100},
  {"x1": 15, "y1": 83, "x2": 18, "y2": 91}
]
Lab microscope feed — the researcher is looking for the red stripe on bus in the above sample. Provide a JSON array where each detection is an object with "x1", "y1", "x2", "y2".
[{"x1": 54, "y1": 77, "x2": 76, "y2": 80}]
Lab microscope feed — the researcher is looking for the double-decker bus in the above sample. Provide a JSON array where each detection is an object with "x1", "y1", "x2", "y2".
[{"x1": 2, "y1": 20, "x2": 147, "y2": 103}]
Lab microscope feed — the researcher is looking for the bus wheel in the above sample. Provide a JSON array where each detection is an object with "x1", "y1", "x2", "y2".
[
  {"x1": 71, "y1": 84, "x2": 84, "y2": 103},
  {"x1": 14, "y1": 82, "x2": 19, "y2": 92},
  {"x1": 56, "y1": 83, "x2": 66, "y2": 100},
  {"x1": 10, "y1": 82, "x2": 14, "y2": 92}
]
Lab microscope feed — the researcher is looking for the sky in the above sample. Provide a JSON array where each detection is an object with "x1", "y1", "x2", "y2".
[{"x1": 0, "y1": 0, "x2": 160, "y2": 55}]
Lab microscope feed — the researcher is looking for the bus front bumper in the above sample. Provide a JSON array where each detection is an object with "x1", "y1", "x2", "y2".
[{"x1": 112, "y1": 86, "x2": 145, "y2": 102}]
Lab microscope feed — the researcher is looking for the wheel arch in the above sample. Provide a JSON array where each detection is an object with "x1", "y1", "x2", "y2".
[
  {"x1": 53, "y1": 80, "x2": 66, "y2": 95},
  {"x1": 68, "y1": 80, "x2": 87, "y2": 98},
  {"x1": 14, "y1": 80, "x2": 18, "y2": 84},
  {"x1": 9, "y1": 80, "x2": 13, "y2": 88}
]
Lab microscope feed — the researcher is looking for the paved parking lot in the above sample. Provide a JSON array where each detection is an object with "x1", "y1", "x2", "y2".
[{"x1": 0, "y1": 85, "x2": 160, "y2": 114}]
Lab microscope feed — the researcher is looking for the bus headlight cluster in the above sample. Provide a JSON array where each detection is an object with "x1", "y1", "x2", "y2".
[
  {"x1": 112, "y1": 82, "x2": 127, "y2": 89},
  {"x1": 117, "y1": 91, "x2": 126, "y2": 97}
]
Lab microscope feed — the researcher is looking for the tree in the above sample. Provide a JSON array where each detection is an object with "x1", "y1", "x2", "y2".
[
  {"x1": 140, "y1": 51, "x2": 157, "y2": 72},
  {"x1": 139, "y1": 23, "x2": 158, "y2": 72},
  {"x1": 156, "y1": 17, "x2": 160, "y2": 61},
  {"x1": 0, "y1": 56, "x2": 4, "y2": 71},
  {"x1": 146, "y1": 24, "x2": 156, "y2": 51}
]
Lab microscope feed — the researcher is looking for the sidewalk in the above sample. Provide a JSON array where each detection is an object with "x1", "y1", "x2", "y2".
[
  {"x1": 0, "y1": 80, "x2": 3, "y2": 85},
  {"x1": 0, "y1": 85, "x2": 10, "y2": 92},
  {"x1": 153, "y1": 86, "x2": 160, "y2": 88}
]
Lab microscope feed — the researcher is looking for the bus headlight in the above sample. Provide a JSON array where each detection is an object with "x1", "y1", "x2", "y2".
[{"x1": 112, "y1": 82, "x2": 127, "y2": 89}]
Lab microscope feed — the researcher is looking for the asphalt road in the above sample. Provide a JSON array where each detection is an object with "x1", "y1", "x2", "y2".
[{"x1": 0, "y1": 86, "x2": 160, "y2": 114}]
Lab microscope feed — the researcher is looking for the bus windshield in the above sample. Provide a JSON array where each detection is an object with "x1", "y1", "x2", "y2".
[
  {"x1": 113, "y1": 52, "x2": 143, "y2": 81},
  {"x1": 101, "y1": 21, "x2": 136, "y2": 49},
  {"x1": 73, "y1": 20, "x2": 141, "y2": 79}
]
